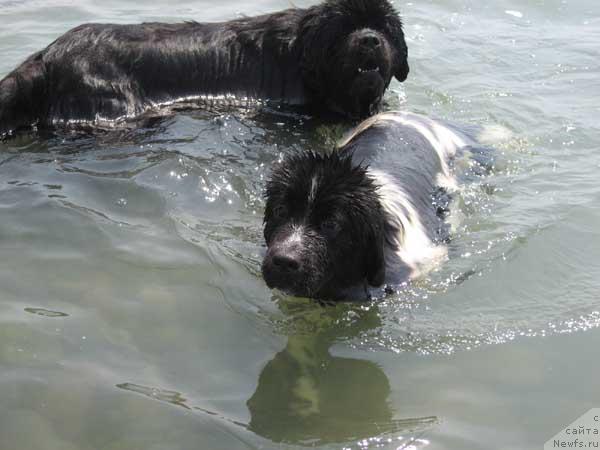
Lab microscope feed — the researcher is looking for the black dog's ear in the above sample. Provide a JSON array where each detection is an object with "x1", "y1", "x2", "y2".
[
  {"x1": 383, "y1": 6, "x2": 410, "y2": 82},
  {"x1": 366, "y1": 223, "x2": 386, "y2": 287},
  {"x1": 395, "y1": 57, "x2": 410, "y2": 82},
  {"x1": 391, "y1": 30, "x2": 409, "y2": 81}
]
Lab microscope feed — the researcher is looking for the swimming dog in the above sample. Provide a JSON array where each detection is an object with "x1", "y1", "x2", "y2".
[
  {"x1": 261, "y1": 112, "x2": 482, "y2": 300},
  {"x1": 0, "y1": 0, "x2": 409, "y2": 136}
]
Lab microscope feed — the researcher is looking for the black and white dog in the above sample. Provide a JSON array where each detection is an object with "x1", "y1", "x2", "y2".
[
  {"x1": 262, "y1": 112, "x2": 486, "y2": 300},
  {"x1": 0, "y1": 0, "x2": 409, "y2": 136}
]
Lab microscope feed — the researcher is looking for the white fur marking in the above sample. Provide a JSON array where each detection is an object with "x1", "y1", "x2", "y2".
[
  {"x1": 309, "y1": 175, "x2": 319, "y2": 203},
  {"x1": 338, "y1": 112, "x2": 470, "y2": 191},
  {"x1": 286, "y1": 226, "x2": 304, "y2": 245},
  {"x1": 381, "y1": 113, "x2": 465, "y2": 190},
  {"x1": 369, "y1": 169, "x2": 448, "y2": 278}
]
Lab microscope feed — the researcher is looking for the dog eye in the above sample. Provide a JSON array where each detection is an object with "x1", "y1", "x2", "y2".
[
  {"x1": 272, "y1": 205, "x2": 287, "y2": 220},
  {"x1": 320, "y1": 220, "x2": 340, "y2": 235}
]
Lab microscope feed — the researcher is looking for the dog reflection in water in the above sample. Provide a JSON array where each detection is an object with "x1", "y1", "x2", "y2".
[
  {"x1": 246, "y1": 298, "x2": 437, "y2": 445},
  {"x1": 116, "y1": 299, "x2": 437, "y2": 445}
]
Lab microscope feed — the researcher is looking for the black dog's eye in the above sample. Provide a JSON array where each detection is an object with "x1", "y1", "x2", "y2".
[
  {"x1": 272, "y1": 205, "x2": 287, "y2": 220},
  {"x1": 320, "y1": 220, "x2": 340, "y2": 236}
]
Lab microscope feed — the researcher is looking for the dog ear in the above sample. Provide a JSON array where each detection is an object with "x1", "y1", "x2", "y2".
[
  {"x1": 384, "y1": 9, "x2": 410, "y2": 82},
  {"x1": 366, "y1": 223, "x2": 386, "y2": 287},
  {"x1": 394, "y1": 56, "x2": 410, "y2": 82},
  {"x1": 391, "y1": 30, "x2": 409, "y2": 81}
]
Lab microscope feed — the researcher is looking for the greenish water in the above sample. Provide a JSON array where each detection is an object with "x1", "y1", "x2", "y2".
[{"x1": 1, "y1": 1, "x2": 600, "y2": 449}]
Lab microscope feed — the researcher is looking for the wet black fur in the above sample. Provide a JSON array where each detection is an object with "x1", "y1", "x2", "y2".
[
  {"x1": 262, "y1": 151, "x2": 386, "y2": 299},
  {"x1": 0, "y1": 0, "x2": 408, "y2": 136}
]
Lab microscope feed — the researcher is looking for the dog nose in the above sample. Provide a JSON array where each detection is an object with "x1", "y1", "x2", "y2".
[
  {"x1": 359, "y1": 33, "x2": 381, "y2": 49},
  {"x1": 272, "y1": 253, "x2": 301, "y2": 272}
]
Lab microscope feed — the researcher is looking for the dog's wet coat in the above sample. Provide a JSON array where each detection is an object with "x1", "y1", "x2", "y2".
[
  {"x1": 0, "y1": 0, "x2": 408, "y2": 136},
  {"x1": 262, "y1": 112, "x2": 478, "y2": 300}
]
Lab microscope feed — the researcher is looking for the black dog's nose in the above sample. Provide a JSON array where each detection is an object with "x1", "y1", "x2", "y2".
[
  {"x1": 359, "y1": 33, "x2": 381, "y2": 49},
  {"x1": 272, "y1": 254, "x2": 301, "y2": 272}
]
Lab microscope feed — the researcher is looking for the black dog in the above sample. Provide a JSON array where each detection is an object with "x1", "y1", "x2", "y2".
[
  {"x1": 0, "y1": 0, "x2": 409, "y2": 136},
  {"x1": 262, "y1": 112, "x2": 484, "y2": 300}
]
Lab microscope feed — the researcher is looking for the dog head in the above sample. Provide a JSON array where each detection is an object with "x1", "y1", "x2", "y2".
[
  {"x1": 297, "y1": 0, "x2": 409, "y2": 118},
  {"x1": 262, "y1": 151, "x2": 386, "y2": 299}
]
